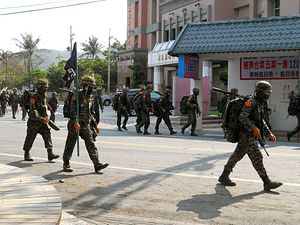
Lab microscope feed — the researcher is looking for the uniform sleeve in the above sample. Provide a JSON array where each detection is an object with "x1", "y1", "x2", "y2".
[{"x1": 239, "y1": 99, "x2": 256, "y2": 132}]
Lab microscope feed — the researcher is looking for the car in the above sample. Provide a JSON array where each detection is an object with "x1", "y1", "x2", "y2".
[
  {"x1": 101, "y1": 94, "x2": 112, "y2": 106},
  {"x1": 127, "y1": 88, "x2": 163, "y2": 116}
]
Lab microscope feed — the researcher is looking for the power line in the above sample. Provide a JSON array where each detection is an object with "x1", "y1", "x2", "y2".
[
  {"x1": 0, "y1": 0, "x2": 105, "y2": 16},
  {"x1": 0, "y1": 0, "x2": 76, "y2": 10}
]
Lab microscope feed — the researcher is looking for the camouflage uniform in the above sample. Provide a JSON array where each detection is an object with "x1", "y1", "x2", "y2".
[
  {"x1": 9, "y1": 88, "x2": 19, "y2": 119},
  {"x1": 287, "y1": 92, "x2": 300, "y2": 141},
  {"x1": 48, "y1": 92, "x2": 58, "y2": 122},
  {"x1": 0, "y1": 91, "x2": 9, "y2": 116},
  {"x1": 93, "y1": 89, "x2": 104, "y2": 125},
  {"x1": 117, "y1": 89, "x2": 129, "y2": 131},
  {"x1": 181, "y1": 88, "x2": 201, "y2": 136},
  {"x1": 22, "y1": 79, "x2": 59, "y2": 162},
  {"x1": 63, "y1": 76, "x2": 108, "y2": 173},
  {"x1": 135, "y1": 85, "x2": 152, "y2": 135},
  {"x1": 218, "y1": 81, "x2": 282, "y2": 191},
  {"x1": 154, "y1": 89, "x2": 176, "y2": 135}
]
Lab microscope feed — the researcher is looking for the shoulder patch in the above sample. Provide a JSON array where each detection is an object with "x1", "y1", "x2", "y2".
[
  {"x1": 245, "y1": 100, "x2": 252, "y2": 107},
  {"x1": 30, "y1": 97, "x2": 36, "y2": 104}
]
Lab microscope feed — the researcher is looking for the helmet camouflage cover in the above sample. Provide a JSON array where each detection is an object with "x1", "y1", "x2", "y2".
[
  {"x1": 255, "y1": 80, "x2": 272, "y2": 93},
  {"x1": 81, "y1": 75, "x2": 96, "y2": 87},
  {"x1": 36, "y1": 79, "x2": 49, "y2": 89}
]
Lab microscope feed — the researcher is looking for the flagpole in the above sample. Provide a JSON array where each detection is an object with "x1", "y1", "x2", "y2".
[{"x1": 74, "y1": 42, "x2": 80, "y2": 157}]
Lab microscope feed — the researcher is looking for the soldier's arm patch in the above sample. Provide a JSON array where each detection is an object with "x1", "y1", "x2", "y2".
[
  {"x1": 30, "y1": 97, "x2": 36, "y2": 104},
  {"x1": 245, "y1": 100, "x2": 252, "y2": 107}
]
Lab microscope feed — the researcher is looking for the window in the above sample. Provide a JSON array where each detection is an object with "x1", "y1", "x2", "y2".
[
  {"x1": 282, "y1": 84, "x2": 291, "y2": 101},
  {"x1": 274, "y1": 0, "x2": 280, "y2": 16}
]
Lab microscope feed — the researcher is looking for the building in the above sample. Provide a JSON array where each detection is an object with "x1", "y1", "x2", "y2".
[{"x1": 118, "y1": 0, "x2": 299, "y2": 131}]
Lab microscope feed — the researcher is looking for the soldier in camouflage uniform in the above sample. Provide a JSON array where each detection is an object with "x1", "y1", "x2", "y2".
[
  {"x1": 9, "y1": 88, "x2": 19, "y2": 119},
  {"x1": 181, "y1": 88, "x2": 201, "y2": 136},
  {"x1": 135, "y1": 84, "x2": 152, "y2": 135},
  {"x1": 62, "y1": 75, "x2": 109, "y2": 173},
  {"x1": 117, "y1": 88, "x2": 129, "y2": 131},
  {"x1": 287, "y1": 91, "x2": 300, "y2": 141},
  {"x1": 48, "y1": 92, "x2": 59, "y2": 122},
  {"x1": 218, "y1": 81, "x2": 282, "y2": 191},
  {"x1": 133, "y1": 86, "x2": 145, "y2": 131},
  {"x1": 0, "y1": 90, "x2": 9, "y2": 116},
  {"x1": 154, "y1": 89, "x2": 177, "y2": 135},
  {"x1": 22, "y1": 79, "x2": 59, "y2": 162}
]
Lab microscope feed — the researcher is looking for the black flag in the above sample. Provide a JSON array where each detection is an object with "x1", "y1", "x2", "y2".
[{"x1": 64, "y1": 42, "x2": 77, "y2": 88}]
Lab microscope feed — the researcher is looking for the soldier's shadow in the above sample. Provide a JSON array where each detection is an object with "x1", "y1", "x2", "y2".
[{"x1": 177, "y1": 184, "x2": 269, "y2": 220}]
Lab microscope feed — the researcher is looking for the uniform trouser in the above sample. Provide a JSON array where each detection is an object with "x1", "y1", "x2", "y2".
[
  {"x1": 63, "y1": 120, "x2": 99, "y2": 163},
  {"x1": 1, "y1": 104, "x2": 6, "y2": 115},
  {"x1": 117, "y1": 108, "x2": 128, "y2": 127},
  {"x1": 135, "y1": 107, "x2": 142, "y2": 125},
  {"x1": 155, "y1": 112, "x2": 173, "y2": 131},
  {"x1": 137, "y1": 109, "x2": 150, "y2": 131},
  {"x1": 94, "y1": 111, "x2": 100, "y2": 124},
  {"x1": 288, "y1": 114, "x2": 300, "y2": 137},
  {"x1": 23, "y1": 122, "x2": 53, "y2": 152},
  {"x1": 223, "y1": 132, "x2": 269, "y2": 182},
  {"x1": 11, "y1": 105, "x2": 18, "y2": 117},
  {"x1": 182, "y1": 110, "x2": 197, "y2": 132},
  {"x1": 50, "y1": 110, "x2": 56, "y2": 122},
  {"x1": 21, "y1": 107, "x2": 27, "y2": 119}
]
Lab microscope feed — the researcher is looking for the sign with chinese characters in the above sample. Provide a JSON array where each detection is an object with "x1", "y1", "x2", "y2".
[
  {"x1": 148, "y1": 50, "x2": 178, "y2": 67},
  {"x1": 178, "y1": 54, "x2": 199, "y2": 79},
  {"x1": 240, "y1": 56, "x2": 299, "y2": 80}
]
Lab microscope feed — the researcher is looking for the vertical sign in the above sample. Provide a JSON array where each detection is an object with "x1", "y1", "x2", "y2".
[{"x1": 178, "y1": 54, "x2": 199, "y2": 79}]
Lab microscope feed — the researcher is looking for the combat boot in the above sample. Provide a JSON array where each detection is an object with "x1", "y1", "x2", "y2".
[
  {"x1": 181, "y1": 127, "x2": 185, "y2": 134},
  {"x1": 121, "y1": 125, "x2": 128, "y2": 130},
  {"x1": 287, "y1": 132, "x2": 291, "y2": 142},
  {"x1": 263, "y1": 181, "x2": 283, "y2": 191},
  {"x1": 47, "y1": 148, "x2": 59, "y2": 162},
  {"x1": 154, "y1": 130, "x2": 161, "y2": 135},
  {"x1": 94, "y1": 162, "x2": 109, "y2": 173},
  {"x1": 24, "y1": 151, "x2": 33, "y2": 161},
  {"x1": 135, "y1": 125, "x2": 142, "y2": 133},
  {"x1": 170, "y1": 130, "x2": 177, "y2": 135},
  {"x1": 63, "y1": 161, "x2": 73, "y2": 172},
  {"x1": 118, "y1": 126, "x2": 122, "y2": 131},
  {"x1": 190, "y1": 132, "x2": 198, "y2": 136},
  {"x1": 218, "y1": 170, "x2": 236, "y2": 186}
]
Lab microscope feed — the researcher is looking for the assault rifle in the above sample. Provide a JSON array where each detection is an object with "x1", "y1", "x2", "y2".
[
  {"x1": 48, "y1": 119, "x2": 60, "y2": 131},
  {"x1": 212, "y1": 87, "x2": 232, "y2": 95},
  {"x1": 258, "y1": 137, "x2": 270, "y2": 157}
]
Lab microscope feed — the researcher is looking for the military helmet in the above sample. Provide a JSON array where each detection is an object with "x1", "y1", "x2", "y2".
[
  {"x1": 146, "y1": 84, "x2": 153, "y2": 90},
  {"x1": 81, "y1": 75, "x2": 96, "y2": 87},
  {"x1": 36, "y1": 79, "x2": 49, "y2": 89},
  {"x1": 255, "y1": 81, "x2": 272, "y2": 93},
  {"x1": 192, "y1": 87, "x2": 200, "y2": 95},
  {"x1": 13, "y1": 88, "x2": 17, "y2": 92},
  {"x1": 52, "y1": 92, "x2": 57, "y2": 97},
  {"x1": 164, "y1": 88, "x2": 171, "y2": 95}
]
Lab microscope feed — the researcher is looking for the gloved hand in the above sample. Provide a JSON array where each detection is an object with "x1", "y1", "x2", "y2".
[
  {"x1": 252, "y1": 127, "x2": 261, "y2": 139},
  {"x1": 268, "y1": 133, "x2": 277, "y2": 142},
  {"x1": 41, "y1": 117, "x2": 49, "y2": 125},
  {"x1": 74, "y1": 121, "x2": 80, "y2": 132},
  {"x1": 95, "y1": 126, "x2": 100, "y2": 134}
]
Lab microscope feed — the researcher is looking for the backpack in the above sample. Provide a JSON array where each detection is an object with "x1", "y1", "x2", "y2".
[
  {"x1": 287, "y1": 94, "x2": 300, "y2": 116},
  {"x1": 222, "y1": 95, "x2": 250, "y2": 143},
  {"x1": 180, "y1": 96, "x2": 189, "y2": 115},
  {"x1": 152, "y1": 98, "x2": 161, "y2": 117},
  {"x1": 112, "y1": 93, "x2": 121, "y2": 111},
  {"x1": 23, "y1": 89, "x2": 36, "y2": 112},
  {"x1": 63, "y1": 92, "x2": 74, "y2": 118}
]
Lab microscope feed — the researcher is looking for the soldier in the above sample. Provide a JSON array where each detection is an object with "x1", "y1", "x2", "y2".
[
  {"x1": 181, "y1": 87, "x2": 201, "y2": 136},
  {"x1": 287, "y1": 91, "x2": 300, "y2": 141},
  {"x1": 9, "y1": 88, "x2": 19, "y2": 119},
  {"x1": 154, "y1": 88, "x2": 177, "y2": 135},
  {"x1": 48, "y1": 92, "x2": 59, "y2": 122},
  {"x1": 133, "y1": 86, "x2": 145, "y2": 131},
  {"x1": 219, "y1": 88, "x2": 239, "y2": 115},
  {"x1": 19, "y1": 89, "x2": 29, "y2": 120},
  {"x1": 117, "y1": 88, "x2": 129, "y2": 131},
  {"x1": 93, "y1": 88, "x2": 104, "y2": 125},
  {"x1": 62, "y1": 75, "x2": 109, "y2": 173},
  {"x1": 22, "y1": 79, "x2": 59, "y2": 162},
  {"x1": 135, "y1": 84, "x2": 152, "y2": 135},
  {"x1": 218, "y1": 81, "x2": 282, "y2": 191},
  {"x1": 0, "y1": 90, "x2": 9, "y2": 116}
]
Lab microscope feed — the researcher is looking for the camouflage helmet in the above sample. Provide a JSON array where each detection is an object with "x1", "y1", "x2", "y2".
[
  {"x1": 255, "y1": 81, "x2": 272, "y2": 93},
  {"x1": 192, "y1": 87, "x2": 200, "y2": 95},
  {"x1": 13, "y1": 88, "x2": 17, "y2": 92},
  {"x1": 52, "y1": 92, "x2": 57, "y2": 97},
  {"x1": 36, "y1": 79, "x2": 49, "y2": 89},
  {"x1": 81, "y1": 75, "x2": 96, "y2": 87},
  {"x1": 146, "y1": 84, "x2": 153, "y2": 91}
]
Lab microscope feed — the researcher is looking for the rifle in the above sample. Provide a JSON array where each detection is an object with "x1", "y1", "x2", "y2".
[
  {"x1": 48, "y1": 120, "x2": 60, "y2": 131},
  {"x1": 258, "y1": 137, "x2": 269, "y2": 157},
  {"x1": 212, "y1": 87, "x2": 232, "y2": 95}
]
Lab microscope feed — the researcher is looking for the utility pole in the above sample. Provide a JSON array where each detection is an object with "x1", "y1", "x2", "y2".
[
  {"x1": 5, "y1": 51, "x2": 8, "y2": 87},
  {"x1": 107, "y1": 29, "x2": 113, "y2": 93},
  {"x1": 69, "y1": 26, "x2": 75, "y2": 55}
]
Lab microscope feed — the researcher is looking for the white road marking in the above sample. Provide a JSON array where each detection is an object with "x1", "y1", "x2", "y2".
[{"x1": 1, "y1": 152, "x2": 299, "y2": 188}]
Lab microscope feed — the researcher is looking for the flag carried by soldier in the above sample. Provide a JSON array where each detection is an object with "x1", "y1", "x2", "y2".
[{"x1": 64, "y1": 42, "x2": 77, "y2": 89}]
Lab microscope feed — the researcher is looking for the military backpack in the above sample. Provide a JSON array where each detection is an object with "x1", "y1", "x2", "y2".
[
  {"x1": 287, "y1": 93, "x2": 300, "y2": 116},
  {"x1": 180, "y1": 96, "x2": 189, "y2": 115},
  {"x1": 111, "y1": 93, "x2": 121, "y2": 111}
]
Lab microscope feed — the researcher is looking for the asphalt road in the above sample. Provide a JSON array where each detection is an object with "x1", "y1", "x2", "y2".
[{"x1": 0, "y1": 106, "x2": 299, "y2": 225}]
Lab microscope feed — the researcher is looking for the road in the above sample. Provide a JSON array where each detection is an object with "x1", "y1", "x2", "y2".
[{"x1": 0, "y1": 106, "x2": 299, "y2": 225}]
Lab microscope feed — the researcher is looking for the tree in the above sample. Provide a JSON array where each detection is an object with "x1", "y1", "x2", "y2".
[
  {"x1": 81, "y1": 36, "x2": 102, "y2": 60},
  {"x1": 128, "y1": 63, "x2": 146, "y2": 88},
  {"x1": 14, "y1": 33, "x2": 40, "y2": 74}
]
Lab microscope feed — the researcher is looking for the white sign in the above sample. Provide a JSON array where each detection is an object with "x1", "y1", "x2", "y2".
[{"x1": 148, "y1": 50, "x2": 178, "y2": 67}]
